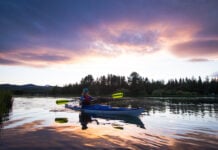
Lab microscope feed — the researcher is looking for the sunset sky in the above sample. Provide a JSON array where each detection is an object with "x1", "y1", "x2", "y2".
[{"x1": 0, "y1": 0, "x2": 218, "y2": 86}]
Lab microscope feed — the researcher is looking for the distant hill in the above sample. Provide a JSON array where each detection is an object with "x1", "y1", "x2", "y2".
[{"x1": 0, "y1": 84, "x2": 54, "y2": 95}]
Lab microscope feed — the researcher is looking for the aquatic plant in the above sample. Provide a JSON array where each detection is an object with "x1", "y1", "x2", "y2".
[{"x1": 0, "y1": 90, "x2": 13, "y2": 123}]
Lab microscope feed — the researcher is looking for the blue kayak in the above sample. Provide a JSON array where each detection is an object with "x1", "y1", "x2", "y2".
[{"x1": 65, "y1": 104, "x2": 144, "y2": 116}]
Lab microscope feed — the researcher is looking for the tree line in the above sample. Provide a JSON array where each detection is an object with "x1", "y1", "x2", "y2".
[{"x1": 51, "y1": 72, "x2": 218, "y2": 97}]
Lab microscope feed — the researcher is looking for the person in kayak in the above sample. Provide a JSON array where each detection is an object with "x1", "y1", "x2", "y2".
[{"x1": 80, "y1": 88, "x2": 93, "y2": 108}]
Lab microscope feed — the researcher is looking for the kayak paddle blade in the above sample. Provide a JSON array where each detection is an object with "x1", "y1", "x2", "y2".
[
  {"x1": 56, "y1": 100, "x2": 70, "y2": 105},
  {"x1": 112, "y1": 92, "x2": 123, "y2": 99},
  {"x1": 55, "y1": 118, "x2": 68, "y2": 123}
]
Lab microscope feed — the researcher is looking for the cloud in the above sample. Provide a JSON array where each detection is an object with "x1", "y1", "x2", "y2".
[
  {"x1": 0, "y1": 58, "x2": 20, "y2": 65},
  {"x1": 165, "y1": 1, "x2": 218, "y2": 60},
  {"x1": 86, "y1": 22, "x2": 164, "y2": 55},
  {"x1": 0, "y1": 0, "x2": 218, "y2": 66},
  {"x1": 0, "y1": 48, "x2": 83, "y2": 67},
  {"x1": 188, "y1": 58, "x2": 210, "y2": 62},
  {"x1": 170, "y1": 40, "x2": 218, "y2": 59}
]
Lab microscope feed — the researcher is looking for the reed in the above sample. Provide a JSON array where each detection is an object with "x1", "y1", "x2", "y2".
[{"x1": 0, "y1": 90, "x2": 13, "y2": 123}]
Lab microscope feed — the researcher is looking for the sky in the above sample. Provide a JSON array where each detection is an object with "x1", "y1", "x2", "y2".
[{"x1": 0, "y1": 0, "x2": 218, "y2": 86}]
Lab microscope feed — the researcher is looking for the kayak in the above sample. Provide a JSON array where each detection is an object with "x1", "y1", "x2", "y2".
[{"x1": 65, "y1": 104, "x2": 144, "y2": 116}]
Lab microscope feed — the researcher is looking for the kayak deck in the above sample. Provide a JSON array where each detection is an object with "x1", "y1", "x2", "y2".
[{"x1": 65, "y1": 104, "x2": 144, "y2": 116}]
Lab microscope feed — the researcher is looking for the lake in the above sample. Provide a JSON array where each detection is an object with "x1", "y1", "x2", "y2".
[{"x1": 0, "y1": 97, "x2": 218, "y2": 150}]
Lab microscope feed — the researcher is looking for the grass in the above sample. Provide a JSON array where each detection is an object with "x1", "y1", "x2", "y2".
[{"x1": 0, "y1": 90, "x2": 13, "y2": 123}]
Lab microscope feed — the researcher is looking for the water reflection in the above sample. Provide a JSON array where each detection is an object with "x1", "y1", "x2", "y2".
[
  {"x1": 153, "y1": 102, "x2": 218, "y2": 119},
  {"x1": 107, "y1": 98, "x2": 218, "y2": 118},
  {"x1": 78, "y1": 111, "x2": 145, "y2": 130},
  {"x1": 55, "y1": 118, "x2": 68, "y2": 123},
  {"x1": 1, "y1": 97, "x2": 218, "y2": 150},
  {"x1": 79, "y1": 112, "x2": 99, "y2": 130},
  {"x1": 91, "y1": 113, "x2": 145, "y2": 129}
]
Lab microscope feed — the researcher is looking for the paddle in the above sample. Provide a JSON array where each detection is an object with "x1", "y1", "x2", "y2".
[
  {"x1": 56, "y1": 99, "x2": 78, "y2": 105},
  {"x1": 112, "y1": 92, "x2": 123, "y2": 99},
  {"x1": 56, "y1": 91, "x2": 124, "y2": 105}
]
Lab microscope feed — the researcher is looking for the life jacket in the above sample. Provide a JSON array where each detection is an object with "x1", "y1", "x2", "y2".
[
  {"x1": 84, "y1": 95, "x2": 90, "y2": 103},
  {"x1": 82, "y1": 95, "x2": 91, "y2": 105}
]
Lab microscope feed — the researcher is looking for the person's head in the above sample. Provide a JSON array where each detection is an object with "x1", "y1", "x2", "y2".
[{"x1": 82, "y1": 88, "x2": 89, "y2": 94}]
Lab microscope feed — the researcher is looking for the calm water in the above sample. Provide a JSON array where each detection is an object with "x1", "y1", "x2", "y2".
[{"x1": 0, "y1": 97, "x2": 218, "y2": 150}]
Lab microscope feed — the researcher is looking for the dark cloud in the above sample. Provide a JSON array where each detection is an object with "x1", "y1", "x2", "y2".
[
  {"x1": 15, "y1": 52, "x2": 71, "y2": 62},
  {"x1": 0, "y1": 58, "x2": 20, "y2": 65},
  {"x1": 0, "y1": 49, "x2": 74, "y2": 67},
  {"x1": 114, "y1": 30, "x2": 159, "y2": 46},
  {"x1": 188, "y1": 58, "x2": 210, "y2": 62},
  {"x1": 0, "y1": 0, "x2": 218, "y2": 66},
  {"x1": 171, "y1": 40, "x2": 218, "y2": 58},
  {"x1": 0, "y1": 0, "x2": 97, "y2": 51}
]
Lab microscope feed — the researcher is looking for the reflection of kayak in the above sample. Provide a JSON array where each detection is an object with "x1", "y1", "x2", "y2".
[
  {"x1": 65, "y1": 104, "x2": 144, "y2": 116},
  {"x1": 91, "y1": 113, "x2": 145, "y2": 129}
]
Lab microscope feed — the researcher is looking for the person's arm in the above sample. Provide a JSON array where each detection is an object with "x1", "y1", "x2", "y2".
[
  {"x1": 80, "y1": 96, "x2": 84, "y2": 100},
  {"x1": 79, "y1": 96, "x2": 84, "y2": 106},
  {"x1": 88, "y1": 95, "x2": 93, "y2": 100}
]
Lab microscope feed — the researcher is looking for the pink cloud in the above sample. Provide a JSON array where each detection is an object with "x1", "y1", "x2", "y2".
[
  {"x1": 0, "y1": 19, "x2": 205, "y2": 67},
  {"x1": 83, "y1": 20, "x2": 200, "y2": 57},
  {"x1": 0, "y1": 48, "x2": 91, "y2": 67},
  {"x1": 1, "y1": 0, "x2": 218, "y2": 67}
]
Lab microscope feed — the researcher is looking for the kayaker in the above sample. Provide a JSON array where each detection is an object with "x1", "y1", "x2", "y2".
[{"x1": 80, "y1": 88, "x2": 93, "y2": 108}]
